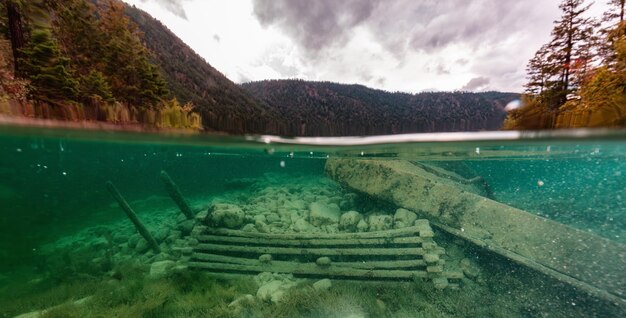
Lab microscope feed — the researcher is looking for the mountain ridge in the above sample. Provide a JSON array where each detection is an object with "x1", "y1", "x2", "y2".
[{"x1": 242, "y1": 79, "x2": 518, "y2": 136}]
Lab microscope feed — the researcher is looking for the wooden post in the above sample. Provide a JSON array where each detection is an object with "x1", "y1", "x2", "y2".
[
  {"x1": 106, "y1": 181, "x2": 160, "y2": 254},
  {"x1": 160, "y1": 171, "x2": 195, "y2": 220}
]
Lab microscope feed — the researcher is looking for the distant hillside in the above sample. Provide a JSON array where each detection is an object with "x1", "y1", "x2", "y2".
[
  {"x1": 242, "y1": 80, "x2": 518, "y2": 136},
  {"x1": 123, "y1": 4, "x2": 284, "y2": 135}
]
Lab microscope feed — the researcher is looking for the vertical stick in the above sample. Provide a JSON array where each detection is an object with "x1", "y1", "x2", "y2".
[
  {"x1": 160, "y1": 171, "x2": 195, "y2": 220},
  {"x1": 106, "y1": 181, "x2": 161, "y2": 254}
]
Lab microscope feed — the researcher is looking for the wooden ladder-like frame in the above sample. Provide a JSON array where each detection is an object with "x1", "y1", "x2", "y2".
[{"x1": 188, "y1": 220, "x2": 463, "y2": 289}]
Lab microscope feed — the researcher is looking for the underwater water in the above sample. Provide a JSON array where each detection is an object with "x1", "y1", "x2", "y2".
[{"x1": 0, "y1": 125, "x2": 624, "y2": 318}]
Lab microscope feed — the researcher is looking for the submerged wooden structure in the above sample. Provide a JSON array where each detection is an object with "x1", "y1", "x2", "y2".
[
  {"x1": 325, "y1": 159, "x2": 626, "y2": 305},
  {"x1": 188, "y1": 221, "x2": 462, "y2": 289},
  {"x1": 108, "y1": 172, "x2": 461, "y2": 288}
]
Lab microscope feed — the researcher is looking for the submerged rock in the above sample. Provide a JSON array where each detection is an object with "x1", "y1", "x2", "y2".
[
  {"x1": 259, "y1": 254, "x2": 272, "y2": 263},
  {"x1": 460, "y1": 258, "x2": 480, "y2": 279},
  {"x1": 356, "y1": 219, "x2": 369, "y2": 232},
  {"x1": 293, "y1": 219, "x2": 314, "y2": 232},
  {"x1": 394, "y1": 208, "x2": 417, "y2": 229},
  {"x1": 255, "y1": 220, "x2": 271, "y2": 233},
  {"x1": 228, "y1": 294, "x2": 255, "y2": 313},
  {"x1": 177, "y1": 219, "x2": 195, "y2": 235},
  {"x1": 313, "y1": 278, "x2": 332, "y2": 292},
  {"x1": 242, "y1": 223, "x2": 257, "y2": 232},
  {"x1": 135, "y1": 239, "x2": 150, "y2": 254},
  {"x1": 256, "y1": 280, "x2": 297, "y2": 303},
  {"x1": 208, "y1": 203, "x2": 245, "y2": 229},
  {"x1": 149, "y1": 260, "x2": 176, "y2": 279},
  {"x1": 316, "y1": 257, "x2": 332, "y2": 267},
  {"x1": 368, "y1": 215, "x2": 393, "y2": 231},
  {"x1": 339, "y1": 211, "x2": 363, "y2": 231},
  {"x1": 309, "y1": 202, "x2": 341, "y2": 226}
]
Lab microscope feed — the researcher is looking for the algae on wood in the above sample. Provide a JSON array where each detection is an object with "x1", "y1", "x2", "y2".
[
  {"x1": 325, "y1": 159, "x2": 626, "y2": 305},
  {"x1": 189, "y1": 219, "x2": 460, "y2": 286}
]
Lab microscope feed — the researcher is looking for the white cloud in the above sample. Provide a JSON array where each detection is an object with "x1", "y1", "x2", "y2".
[{"x1": 124, "y1": 0, "x2": 610, "y2": 93}]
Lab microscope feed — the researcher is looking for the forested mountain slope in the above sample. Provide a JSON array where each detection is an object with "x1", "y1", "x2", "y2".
[{"x1": 242, "y1": 80, "x2": 517, "y2": 136}]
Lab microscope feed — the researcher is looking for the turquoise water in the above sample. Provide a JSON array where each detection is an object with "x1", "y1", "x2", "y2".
[{"x1": 0, "y1": 124, "x2": 624, "y2": 317}]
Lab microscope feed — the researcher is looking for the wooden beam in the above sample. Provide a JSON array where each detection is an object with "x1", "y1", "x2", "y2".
[
  {"x1": 195, "y1": 234, "x2": 425, "y2": 247},
  {"x1": 325, "y1": 158, "x2": 626, "y2": 304},
  {"x1": 203, "y1": 225, "x2": 428, "y2": 240},
  {"x1": 195, "y1": 243, "x2": 425, "y2": 257},
  {"x1": 188, "y1": 261, "x2": 427, "y2": 279}
]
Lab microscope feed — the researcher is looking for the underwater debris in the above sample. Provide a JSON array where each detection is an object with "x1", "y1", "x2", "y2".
[
  {"x1": 188, "y1": 220, "x2": 462, "y2": 288},
  {"x1": 106, "y1": 181, "x2": 161, "y2": 254},
  {"x1": 326, "y1": 158, "x2": 626, "y2": 305},
  {"x1": 160, "y1": 170, "x2": 196, "y2": 220}
]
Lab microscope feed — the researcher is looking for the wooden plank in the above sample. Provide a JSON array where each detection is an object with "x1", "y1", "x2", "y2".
[
  {"x1": 333, "y1": 259, "x2": 426, "y2": 269},
  {"x1": 195, "y1": 243, "x2": 425, "y2": 256},
  {"x1": 202, "y1": 225, "x2": 428, "y2": 240},
  {"x1": 192, "y1": 252, "x2": 427, "y2": 269},
  {"x1": 195, "y1": 234, "x2": 425, "y2": 247},
  {"x1": 188, "y1": 261, "x2": 428, "y2": 279},
  {"x1": 326, "y1": 158, "x2": 626, "y2": 303}
]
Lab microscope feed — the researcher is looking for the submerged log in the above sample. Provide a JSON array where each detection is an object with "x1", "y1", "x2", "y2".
[
  {"x1": 325, "y1": 159, "x2": 626, "y2": 305},
  {"x1": 160, "y1": 171, "x2": 195, "y2": 219},
  {"x1": 106, "y1": 181, "x2": 161, "y2": 254}
]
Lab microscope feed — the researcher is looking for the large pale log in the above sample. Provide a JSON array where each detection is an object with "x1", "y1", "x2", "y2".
[{"x1": 325, "y1": 159, "x2": 626, "y2": 305}]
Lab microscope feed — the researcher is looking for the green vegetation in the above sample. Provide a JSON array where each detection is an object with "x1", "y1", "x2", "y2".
[
  {"x1": 0, "y1": 0, "x2": 201, "y2": 130},
  {"x1": 242, "y1": 80, "x2": 518, "y2": 136},
  {"x1": 1, "y1": 258, "x2": 620, "y2": 318},
  {"x1": 505, "y1": 0, "x2": 626, "y2": 129}
]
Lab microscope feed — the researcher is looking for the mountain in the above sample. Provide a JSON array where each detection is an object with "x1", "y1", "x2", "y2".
[
  {"x1": 123, "y1": 4, "x2": 284, "y2": 135},
  {"x1": 242, "y1": 80, "x2": 518, "y2": 136}
]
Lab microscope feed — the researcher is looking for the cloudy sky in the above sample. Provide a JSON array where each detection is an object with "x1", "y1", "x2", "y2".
[{"x1": 123, "y1": 0, "x2": 609, "y2": 93}]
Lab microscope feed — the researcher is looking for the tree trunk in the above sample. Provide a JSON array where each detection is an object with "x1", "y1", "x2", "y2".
[{"x1": 6, "y1": 1, "x2": 25, "y2": 74}]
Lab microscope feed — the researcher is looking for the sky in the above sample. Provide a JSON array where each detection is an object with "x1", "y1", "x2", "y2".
[{"x1": 123, "y1": 0, "x2": 610, "y2": 93}]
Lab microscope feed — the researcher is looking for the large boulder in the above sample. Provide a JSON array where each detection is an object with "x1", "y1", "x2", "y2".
[
  {"x1": 309, "y1": 202, "x2": 341, "y2": 226},
  {"x1": 208, "y1": 203, "x2": 245, "y2": 229}
]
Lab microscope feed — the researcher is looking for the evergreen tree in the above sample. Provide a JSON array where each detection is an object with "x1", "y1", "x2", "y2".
[
  {"x1": 600, "y1": 0, "x2": 626, "y2": 67},
  {"x1": 19, "y1": 28, "x2": 79, "y2": 100},
  {"x1": 98, "y1": 0, "x2": 169, "y2": 108},
  {"x1": 51, "y1": 0, "x2": 104, "y2": 74},
  {"x1": 4, "y1": 0, "x2": 49, "y2": 73},
  {"x1": 526, "y1": 0, "x2": 596, "y2": 109},
  {"x1": 525, "y1": 45, "x2": 554, "y2": 95},
  {"x1": 81, "y1": 70, "x2": 113, "y2": 102}
]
